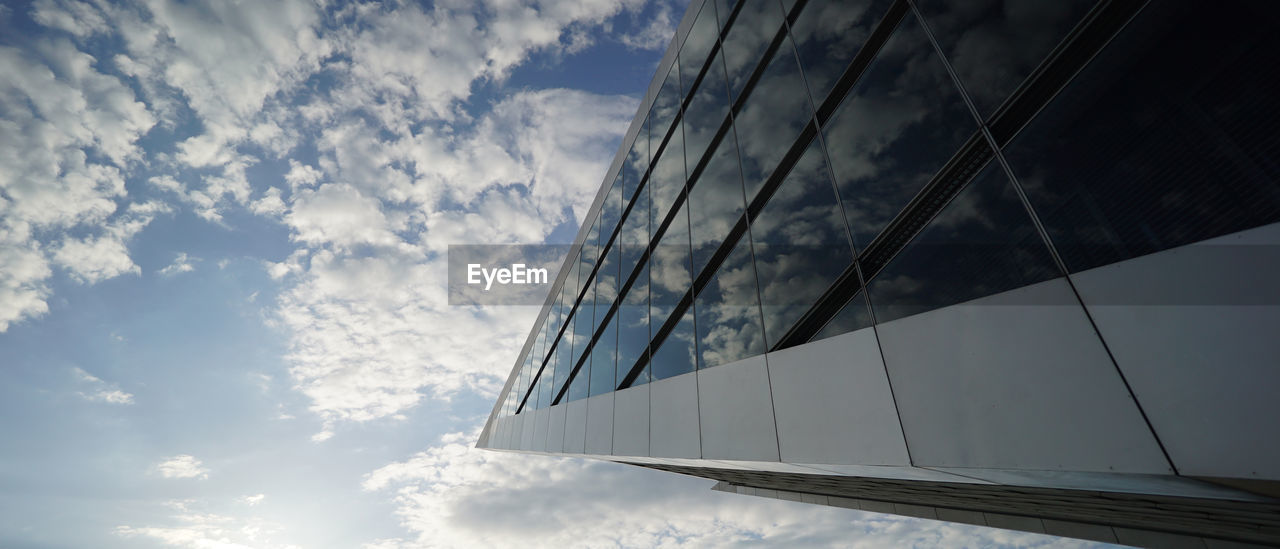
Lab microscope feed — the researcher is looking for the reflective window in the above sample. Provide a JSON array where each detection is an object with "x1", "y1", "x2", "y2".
[
  {"x1": 1003, "y1": 0, "x2": 1280, "y2": 273},
  {"x1": 734, "y1": 33, "x2": 812, "y2": 203},
  {"x1": 721, "y1": 0, "x2": 784, "y2": 104},
  {"x1": 601, "y1": 175, "x2": 624, "y2": 248},
  {"x1": 751, "y1": 136, "x2": 853, "y2": 349},
  {"x1": 551, "y1": 311, "x2": 575, "y2": 402},
  {"x1": 623, "y1": 118, "x2": 649, "y2": 204},
  {"x1": 915, "y1": 0, "x2": 1097, "y2": 119},
  {"x1": 822, "y1": 14, "x2": 975, "y2": 249},
  {"x1": 680, "y1": 0, "x2": 721, "y2": 102},
  {"x1": 616, "y1": 261, "x2": 650, "y2": 388},
  {"x1": 867, "y1": 163, "x2": 1060, "y2": 323},
  {"x1": 682, "y1": 49, "x2": 732, "y2": 174},
  {"x1": 568, "y1": 266, "x2": 596, "y2": 402},
  {"x1": 695, "y1": 235, "x2": 765, "y2": 369},
  {"x1": 714, "y1": 0, "x2": 738, "y2": 30},
  {"x1": 619, "y1": 182, "x2": 649, "y2": 286},
  {"x1": 650, "y1": 201, "x2": 693, "y2": 331},
  {"x1": 811, "y1": 290, "x2": 873, "y2": 342},
  {"x1": 650, "y1": 119, "x2": 686, "y2": 232},
  {"x1": 789, "y1": 0, "x2": 892, "y2": 106},
  {"x1": 650, "y1": 62, "x2": 683, "y2": 163},
  {"x1": 688, "y1": 129, "x2": 747, "y2": 277},
  {"x1": 580, "y1": 217, "x2": 599, "y2": 293},
  {"x1": 651, "y1": 304, "x2": 698, "y2": 380},
  {"x1": 589, "y1": 310, "x2": 617, "y2": 397}
]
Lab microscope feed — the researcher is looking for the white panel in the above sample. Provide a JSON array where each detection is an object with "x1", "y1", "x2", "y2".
[
  {"x1": 697, "y1": 356, "x2": 779, "y2": 461},
  {"x1": 563, "y1": 400, "x2": 588, "y2": 454},
  {"x1": 924, "y1": 467, "x2": 1265, "y2": 500},
  {"x1": 532, "y1": 407, "x2": 550, "y2": 453},
  {"x1": 489, "y1": 418, "x2": 504, "y2": 449},
  {"x1": 1071, "y1": 222, "x2": 1280, "y2": 480},
  {"x1": 546, "y1": 404, "x2": 567, "y2": 454},
  {"x1": 612, "y1": 385, "x2": 649, "y2": 456},
  {"x1": 768, "y1": 327, "x2": 910, "y2": 465},
  {"x1": 649, "y1": 373, "x2": 701, "y2": 458},
  {"x1": 520, "y1": 413, "x2": 535, "y2": 451},
  {"x1": 585, "y1": 393, "x2": 614, "y2": 455},
  {"x1": 876, "y1": 278, "x2": 1170, "y2": 473}
]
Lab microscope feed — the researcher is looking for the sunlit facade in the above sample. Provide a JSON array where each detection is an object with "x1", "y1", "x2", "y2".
[{"x1": 479, "y1": 0, "x2": 1280, "y2": 545}]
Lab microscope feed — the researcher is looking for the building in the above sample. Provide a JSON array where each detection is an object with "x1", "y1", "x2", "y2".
[{"x1": 477, "y1": 0, "x2": 1280, "y2": 545}]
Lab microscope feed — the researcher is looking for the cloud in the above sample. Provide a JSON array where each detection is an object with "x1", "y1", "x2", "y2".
[
  {"x1": 0, "y1": 36, "x2": 157, "y2": 330},
  {"x1": 73, "y1": 367, "x2": 135, "y2": 405},
  {"x1": 159, "y1": 252, "x2": 199, "y2": 276},
  {"x1": 116, "y1": 498, "x2": 297, "y2": 549},
  {"x1": 362, "y1": 430, "x2": 1100, "y2": 548},
  {"x1": 273, "y1": 88, "x2": 636, "y2": 438},
  {"x1": 155, "y1": 455, "x2": 210, "y2": 480},
  {"x1": 620, "y1": 0, "x2": 680, "y2": 51},
  {"x1": 240, "y1": 494, "x2": 266, "y2": 507}
]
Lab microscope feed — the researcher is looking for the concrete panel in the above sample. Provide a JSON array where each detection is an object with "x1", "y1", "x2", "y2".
[
  {"x1": 546, "y1": 404, "x2": 567, "y2": 454},
  {"x1": 1071, "y1": 222, "x2": 1280, "y2": 480},
  {"x1": 585, "y1": 393, "x2": 614, "y2": 455},
  {"x1": 519, "y1": 413, "x2": 534, "y2": 450},
  {"x1": 649, "y1": 373, "x2": 701, "y2": 458},
  {"x1": 767, "y1": 327, "x2": 910, "y2": 466},
  {"x1": 876, "y1": 277, "x2": 1170, "y2": 473},
  {"x1": 532, "y1": 407, "x2": 550, "y2": 453},
  {"x1": 612, "y1": 385, "x2": 649, "y2": 457},
  {"x1": 697, "y1": 356, "x2": 779, "y2": 461},
  {"x1": 563, "y1": 399, "x2": 588, "y2": 454}
]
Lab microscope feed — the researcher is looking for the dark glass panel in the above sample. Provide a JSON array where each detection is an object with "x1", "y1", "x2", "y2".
[
  {"x1": 720, "y1": 0, "x2": 785, "y2": 104},
  {"x1": 623, "y1": 118, "x2": 649, "y2": 204},
  {"x1": 822, "y1": 14, "x2": 975, "y2": 249},
  {"x1": 650, "y1": 201, "x2": 693, "y2": 330},
  {"x1": 651, "y1": 305, "x2": 698, "y2": 380},
  {"x1": 595, "y1": 240, "x2": 621, "y2": 315},
  {"x1": 650, "y1": 62, "x2": 683, "y2": 163},
  {"x1": 751, "y1": 136, "x2": 853, "y2": 348},
  {"x1": 734, "y1": 33, "x2": 812, "y2": 202},
  {"x1": 589, "y1": 311, "x2": 617, "y2": 397},
  {"x1": 617, "y1": 261, "x2": 650, "y2": 388},
  {"x1": 650, "y1": 120, "x2": 686, "y2": 232},
  {"x1": 539, "y1": 343, "x2": 560, "y2": 408},
  {"x1": 619, "y1": 182, "x2": 650, "y2": 284},
  {"x1": 789, "y1": 0, "x2": 892, "y2": 106},
  {"x1": 566, "y1": 345, "x2": 590, "y2": 402},
  {"x1": 682, "y1": 49, "x2": 732, "y2": 173},
  {"x1": 1004, "y1": 0, "x2": 1280, "y2": 273},
  {"x1": 867, "y1": 163, "x2": 1060, "y2": 323},
  {"x1": 551, "y1": 311, "x2": 575, "y2": 402},
  {"x1": 915, "y1": 0, "x2": 1096, "y2": 119},
  {"x1": 572, "y1": 273, "x2": 596, "y2": 371},
  {"x1": 680, "y1": 0, "x2": 720, "y2": 101},
  {"x1": 541, "y1": 295, "x2": 562, "y2": 365},
  {"x1": 811, "y1": 290, "x2": 873, "y2": 342},
  {"x1": 714, "y1": 0, "x2": 737, "y2": 30},
  {"x1": 688, "y1": 129, "x2": 747, "y2": 277},
  {"x1": 601, "y1": 175, "x2": 624, "y2": 248},
  {"x1": 695, "y1": 235, "x2": 765, "y2": 369},
  {"x1": 579, "y1": 217, "x2": 599, "y2": 293}
]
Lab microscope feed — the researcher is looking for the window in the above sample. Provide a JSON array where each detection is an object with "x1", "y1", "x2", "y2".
[
  {"x1": 867, "y1": 163, "x2": 1060, "y2": 323},
  {"x1": 789, "y1": 0, "x2": 893, "y2": 107},
  {"x1": 822, "y1": 14, "x2": 975, "y2": 249},
  {"x1": 1002, "y1": 0, "x2": 1280, "y2": 272},
  {"x1": 694, "y1": 235, "x2": 765, "y2": 368}
]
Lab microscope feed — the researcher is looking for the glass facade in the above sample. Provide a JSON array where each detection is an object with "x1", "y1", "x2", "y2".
[{"x1": 503, "y1": 0, "x2": 1280, "y2": 418}]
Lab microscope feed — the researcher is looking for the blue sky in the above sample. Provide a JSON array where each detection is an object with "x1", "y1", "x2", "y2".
[{"x1": 0, "y1": 0, "x2": 1114, "y2": 547}]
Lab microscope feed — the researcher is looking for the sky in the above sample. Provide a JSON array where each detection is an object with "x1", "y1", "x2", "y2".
[{"x1": 0, "y1": 0, "x2": 1118, "y2": 547}]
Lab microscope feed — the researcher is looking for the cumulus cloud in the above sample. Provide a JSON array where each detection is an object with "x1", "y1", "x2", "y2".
[
  {"x1": 159, "y1": 252, "x2": 199, "y2": 276},
  {"x1": 274, "y1": 88, "x2": 635, "y2": 439},
  {"x1": 362, "y1": 430, "x2": 1098, "y2": 548},
  {"x1": 73, "y1": 367, "x2": 135, "y2": 405},
  {"x1": 154, "y1": 455, "x2": 209, "y2": 480},
  {"x1": 0, "y1": 36, "x2": 157, "y2": 330}
]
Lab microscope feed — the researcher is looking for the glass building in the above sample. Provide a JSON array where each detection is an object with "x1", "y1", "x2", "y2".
[{"x1": 478, "y1": 0, "x2": 1280, "y2": 545}]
